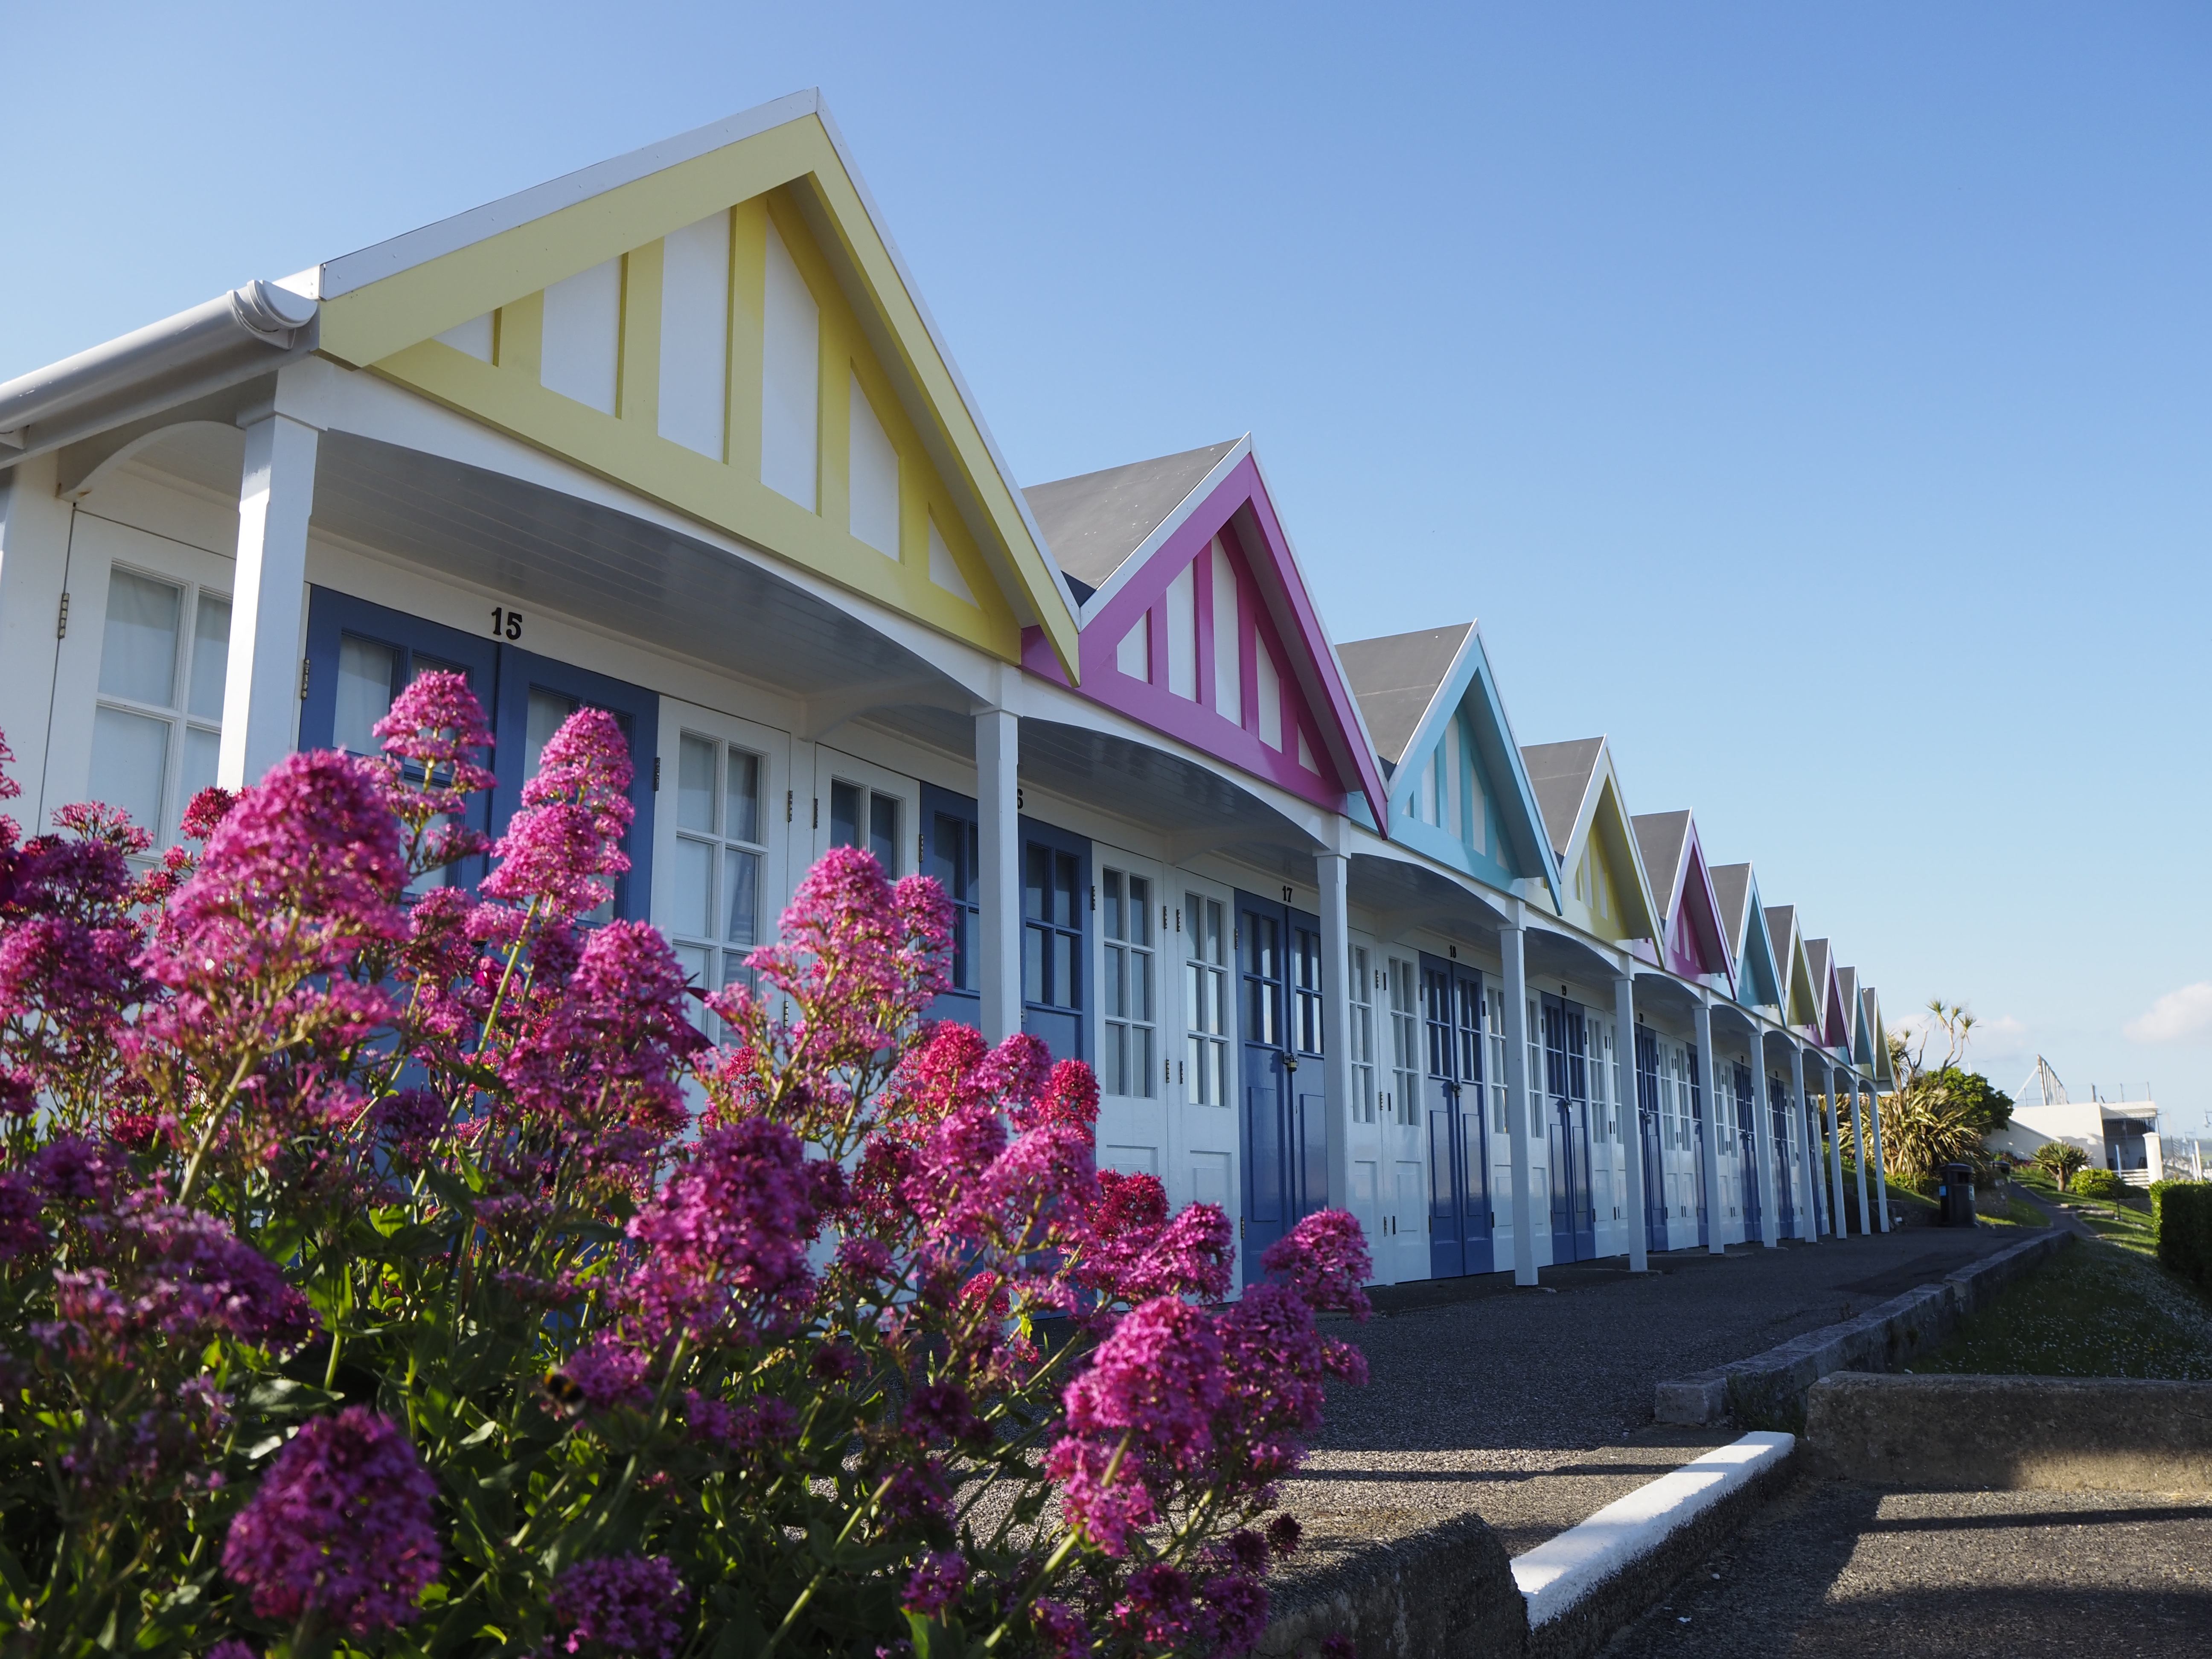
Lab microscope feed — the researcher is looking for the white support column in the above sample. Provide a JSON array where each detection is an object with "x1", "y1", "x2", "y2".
[
  {"x1": 1318, "y1": 850, "x2": 1353, "y2": 1214},
  {"x1": 1500, "y1": 916, "x2": 1537, "y2": 1286},
  {"x1": 975, "y1": 707, "x2": 1021, "y2": 1044},
  {"x1": 0, "y1": 454, "x2": 73, "y2": 818},
  {"x1": 1750, "y1": 1026, "x2": 1779, "y2": 1249},
  {"x1": 1866, "y1": 1074, "x2": 1892, "y2": 1233},
  {"x1": 218, "y1": 412, "x2": 317, "y2": 789},
  {"x1": 1692, "y1": 995, "x2": 1726, "y2": 1255},
  {"x1": 1788, "y1": 1042, "x2": 1819, "y2": 1241},
  {"x1": 1614, "y1": 972, "x2": 1647, "y2": 1272},
  {"x1": 1849, "y1": 1068, "x2": 1872, "y2": 1236},
  {"x1": 1823, "y1": 1060, "x2": 1848, "y2": 1237}
]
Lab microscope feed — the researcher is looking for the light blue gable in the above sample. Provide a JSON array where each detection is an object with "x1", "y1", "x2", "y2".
[
  {"x1": 1383, "y1": 629, "x2": 1561, "y2": 905},
  {"x1": 1734, "y1": 873, "x2": 1785, "y2": 1009}
]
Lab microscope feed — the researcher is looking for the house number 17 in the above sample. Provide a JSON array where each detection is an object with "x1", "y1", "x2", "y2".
[{"x1": 489, "y1": 607, "x2": 523, "y2": 640}]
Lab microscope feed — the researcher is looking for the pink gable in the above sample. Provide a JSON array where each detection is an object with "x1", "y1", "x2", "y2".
[
  {"x1": 1660, "y1": 826, "x2": 1735, "y2": 982},
  {"x1": 1022, "y1": 454, "x2": 1388, "y2": 827}
]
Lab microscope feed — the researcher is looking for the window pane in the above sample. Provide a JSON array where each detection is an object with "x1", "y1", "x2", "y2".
[
  {"x1": 180, "y1": 725, "x2": 221, "y2": 808},
  {"x1": 1025, "y1": 845, "x2": 1048, "y2": 921},
  {"x1": 1133, "y1": 1025, "x2": 1154, "y2": 1098},
  {"x1": 99, "y1": 569, "x2": 181, "y2": 706},
  {"x1": 677, "y1": 735, "x2": 717, "y2": 833},
  {"x1": 830, "y1": 780, "x2": 860, "y2": 849},
  {"x1": 1128, "y1": 876, "x2": 1150, "y2": 945},
  {"x1": 334, "y1": 636, "x2": 399, "y2": 756},
  {"x1": 1103, "y1": 870, "x2": 1124, "y2": 942},
  {"x1": 525, "y1": 689, "x2": 580, "y2": 779},
  {"x1": 671, "y1": 836, "x2": 713, "y2": 939},
  {"x1": 90, "y1": 705, "x2": 168, "y2": 836},
  {"x1": 724, "y1": 847, "x2": 760, "y2": 947},
  {"x1": 870, "y1": 792, "x2": 899, "y2": 870},
  {"x1": 727, "y1": 750, "x2": 761, "y2": 845},
  {"x1": 186, "y1": 594, "x2": 231, "y2": 722},
  {"x1": 1054, "y1": 853, "x2": 1078, "y2": 928},
  {"x1": 1023, "y1": 926, "x2": 1044, "y2": 1003},
  {"x1": 1133, "y1": 951, "x2": 1152, "y2": 1024},
  {"x1": 1106, "y1": 944, "x2": 1126, "y2": 1019},
  {"x1": 672, "y1": 943, "x2": 713, "y2": 1036},
  {"x1": 1053, "y1": 931, "x2": 1076, "y2": 1009}
]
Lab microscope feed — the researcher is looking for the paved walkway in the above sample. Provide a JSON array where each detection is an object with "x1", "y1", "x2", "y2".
[
  {"x1": 1599, "y1": 1479, "x2": 2212, "y2": 1656},
  {"x1": 1279, "y1": 1225, "x2": 2015, "y2": 1576}
]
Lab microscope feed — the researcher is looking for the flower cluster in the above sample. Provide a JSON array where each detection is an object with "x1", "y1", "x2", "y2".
[{"x1": 0, "y1": 694, "x2": 1369, "y2": 1659}]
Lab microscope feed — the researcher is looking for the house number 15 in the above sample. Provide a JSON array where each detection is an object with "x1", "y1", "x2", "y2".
[{"x1": 490, "y1": 607, "x2": 523, "y2": 640}]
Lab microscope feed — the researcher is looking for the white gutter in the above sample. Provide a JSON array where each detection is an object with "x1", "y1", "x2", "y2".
[{"x1": 0, "y1": 280, "x2": 316, "y2": 452}]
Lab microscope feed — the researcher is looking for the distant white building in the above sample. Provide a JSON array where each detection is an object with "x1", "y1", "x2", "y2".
[{"x1": 1986, "y1": 1057, "x2": 2166, "y2": 1185}]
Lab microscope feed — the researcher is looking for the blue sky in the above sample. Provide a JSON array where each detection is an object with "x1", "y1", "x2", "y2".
[{"x1": 7, "y1": 3, "x2": 2209, "y2": 1130}]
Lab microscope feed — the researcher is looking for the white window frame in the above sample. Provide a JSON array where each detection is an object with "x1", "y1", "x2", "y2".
[
  {"x1": 1177, "y1": 876, "x2": 1237, "y2": 1109},
  {"x1": 810, "y1": 745, "x2": 915, "y2": 878},
  {"x1": 652, "y1": 700, "x2": 793, "y2": 1035},
  {"x1": 1094, "y1": 849, "x2": 1165, "y2": 1106},
  {"x1": 44, "y1": 516, "x2": 238, "y2": 850}
]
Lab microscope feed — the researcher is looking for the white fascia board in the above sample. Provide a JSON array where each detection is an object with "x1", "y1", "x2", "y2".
[
  {"x1": 312, "y1": 91, "x2": 824, "y2": 299},
  {"x1": 1074, "y1": 434, "x2": 1252, "y2": 624}
]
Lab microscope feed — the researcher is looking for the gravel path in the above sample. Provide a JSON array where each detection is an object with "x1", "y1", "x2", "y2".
[
  {"x1": 1275, "y1": 1226, "x2": 2014, "y2": 1576},
  {"x1": 1599, "y1": 1480, "x2": 2212, "y2": 1656}
]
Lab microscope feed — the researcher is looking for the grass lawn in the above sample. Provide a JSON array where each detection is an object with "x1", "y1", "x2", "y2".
[{"x1": 1908, "y1": 1176, "x2": 2212, "y2": 1380}]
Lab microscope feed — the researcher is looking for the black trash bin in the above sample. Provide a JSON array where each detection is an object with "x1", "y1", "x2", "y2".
[{"x1": 1936, "y1": 1161, "x2": 1976, "y2": 1227}]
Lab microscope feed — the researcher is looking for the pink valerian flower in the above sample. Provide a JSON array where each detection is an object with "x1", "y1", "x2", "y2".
[
  {"x1": 1031, "y1": 1599, "x2": 1091, "y2": 1659},
  {"x1": 500, "y1": 921, "x2": 706, "y2": 1139},
  {"x1": 682, "y1": 1391, "x2": 798, "y2": 1457},
  {"x1": 1112, "y1": 1562, "x2": 1196, "y2": 1647},
  {"x1": 29, "y1": 1134, "x2": 132, "y2": 1205},
  {"x1": 902, "y1": 1380, "x2": 986, "y2": 1449},
  {"x1": 547, "y1": 1554, "x2": 690, "y2": 1659},
  {"x1": 1013, "y1": 1057, "x2": 1100, "y2": 1133},
  {"x1": 549, "y1": 1334, "x2": 653, "y2": 1412},
  {"x1": 221, "y1": 1409, "x2": 442, "y2": 1633},
  {"x1": 125, "y1": 1201, "x2": 317, "y2": 1350},
  {"x1": 900, "y1": 1551, "x2": 968, "y2": 1618},
  {"x1": 622, "y1": 1119, "x2": 828, "y2": 1345},
  {"x1": 745, "y1": 849, "x2": 945, "y2": 1059},
  {"x1": 1078, "y1": 1174, "x2": 1234, "y2": 1304},
  {"x1": 1046, "y1": 1296, "x2": 1225, "y2": 1555},
  {"x1": 1207, "y1": 1281, "x2": 1366, "y2": 1497},
  {"x1": 0, "y1": 1173, "x2": 44, "y2": 1261},
  {"x1": 480, "y1": 708, "x2": 633, "y2": 917},
  {"x1": 372, "y1": 670, "x2": 495, "y2": 812},
  {"x1": 1263, "y1": 1208, "x2": 1374, "y2": 1320},
  {"x1": 1199, "y1": 1572, "x2": 1271, "y2": 1659},
  {"x1": 205, "y1": 1642, "x2": 257, "y2": 1659}
]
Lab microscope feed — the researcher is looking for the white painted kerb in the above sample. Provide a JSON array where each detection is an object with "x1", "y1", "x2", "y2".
[{"x1": 1510, "y1": 1432, "x2": 1794, "y2": 1628}]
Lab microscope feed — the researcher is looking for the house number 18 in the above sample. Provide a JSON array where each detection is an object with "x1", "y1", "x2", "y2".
[{"x1": 490, "y1": 607, "x2": 523, "y2": 640}]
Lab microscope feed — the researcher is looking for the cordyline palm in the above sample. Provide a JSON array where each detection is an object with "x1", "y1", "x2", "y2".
[{"x1": 1878, "y1": 1001, "x2": 1990, "y2": 1181}]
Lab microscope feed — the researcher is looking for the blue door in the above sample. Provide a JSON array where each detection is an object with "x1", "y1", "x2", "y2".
[
  {"x1": 1634, "y1": 1025, "x2": 1667, "y2": 1252},
  {"x1": 302, "y1": 588, "x2": 655, "y2": 919},
  {"x1": 1541, "y1": 996, "x2": 1598, "y2": 1263},
  {"x1": 1735, "y1": 1062, "x2": 1763, "y2": 1243},
  {"x1": 1687, "y1": 1042, "x2": 1710, "y2": 1248},
  {"x1": 1237, "y1": 892, "x2": 1326, "y2": 1283},
  {"x1": 1422, "y1": 958, "x2": 1491, "y2": 1278},
  {"x1": 1767, "y1": 1071, "x2": 1796, "y2": 1238}
]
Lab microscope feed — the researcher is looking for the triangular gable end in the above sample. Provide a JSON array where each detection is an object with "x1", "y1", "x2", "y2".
[
  {"x1": 1524, "y1": 739, "x2": 1661, "y2": 949},
  {"x1": 1767, "y1": 906, "x2": 1820, "y2": 1036},
  {"x1": 1864, "y1": 989, "x2": 1892, "y2": 1084},
  {"x1": 1019, "y1": 438, "x2": 1388, "y2": 827},
  {"x1": 1712, "y1": 864, "x2": 1783, "y2": 1010},
  {"x1": 1805, "y1": 939, "x2": 1849, "y2": 1051},
  {"x1": 1340, "y1": 622, "x2": 1561, "y2": 905},
  {"x1": 1632, "y1": 811, "x2": 1733, "y2": 984},
  {"x1": 1839, "y1": 968, "x2": 1873, "y2": 1068},
  {"x1": 302, "y1": 91, "x2": 1080, "y2": 678}
]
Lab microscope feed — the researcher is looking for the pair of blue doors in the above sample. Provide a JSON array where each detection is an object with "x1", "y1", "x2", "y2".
[
  {"x1": 1541, "y1": 996, "x2": 1598, "y2": 1263},
  {"x1": 1237, "y1": 892, "x2": 1326, "y2": 1285},
  {"x1": 1734, "y1": 1063, "x2": 1763, "y2": 1243},
  {"x1": 1768, "y1": 1073, "x2": 1797, "y2": 1237},
  {"x1": 917, "y1": 784, "x2": 1089, "y2": 1064},
  {"x1": 300, "y1": 588, "x2": 658, "y2": 919},
  {"x1": 1421, "y1": 958, "x2": 1490, "y2": 1278}
]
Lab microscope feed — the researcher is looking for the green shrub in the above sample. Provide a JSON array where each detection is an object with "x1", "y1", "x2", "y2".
[
  {"x1": 2071, "y1": 1167, "x2": 2124, "y2": 1202},
  {"x1": 2157, "y1": 1182, "x2": 2212, "y2": 1292}
]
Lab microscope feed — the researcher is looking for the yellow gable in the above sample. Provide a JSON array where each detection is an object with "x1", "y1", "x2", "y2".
[{"x1": 311, "y1": 107, "x2": 1076, "y2": 675}]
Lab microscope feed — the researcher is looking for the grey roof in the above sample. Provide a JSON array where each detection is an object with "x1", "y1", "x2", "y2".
[
  {"x1": 1709, "y1": 862, "x2": 1752, "y2": 951},
  {"x1": 1022, "y1": 440, "x2": 1240, "y2": 594},
  {"x1": 1630, "y1": 811, "x2": 1691, "y2": 910},
  {"x1": 1518, "y1": 739, "x2": 1604, "y2": 858},
  {"x1": 1337, "y1": 624, "x2": 1471, "y2": 766}
]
